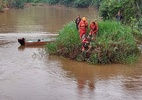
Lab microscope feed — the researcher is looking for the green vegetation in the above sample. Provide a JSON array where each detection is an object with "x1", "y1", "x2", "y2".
[
  {"x1": 11, "y1": 0, "x2": 25, "y2": 8},
  {"x1": 26, "y1": 0, "x2": 47, "y2": 3},
  {"x1": 0, "y1": 0, "x2": 25, "y2": 9},
  {"x1": 45, "y1": 0, "x2": 103, "y2": 7},
  {"x1": 46, "y1": 21, "x2": 141, "y2": 64},
  {"x1": 99, "y1": 0, "x2": 142, "y2": 24},
  {"x1": 0, "y1": 0, "x2": 103, "y2": 9},
  {"x1": 0, "y1": 0, "x2": 6, "y2": 11},
  {"x1": 24, "y1": 0, "x2": 103, "y2": 7},
  {"x1": 97, "y1": 21, "x2": 140, "y2": 64},
  {"x1": 99, "y1": 0, "x2": 142, "y2": 41},
  {"x1": 46, "y1": 21, "x2": 81, "y2": 57},
  {"x1": 0, "y1": 5, "x2": 3, "y2": 12}
]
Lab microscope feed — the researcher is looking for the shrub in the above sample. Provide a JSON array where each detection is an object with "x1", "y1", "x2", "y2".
[
  {"x1": 96, "y1": 20, "x2": 140, "y2": 64},
  {"x1": 12, "y1": 0, "x2": 25, "y2": 9},
  {"x1": 74, "y1": 0, "x2": 89, "y2": 8},
  {"x1": 46, "y1": 0, "x2": 59, "y2": 5},
  {"x1": 99, "y1": 0, "x2": 141, "y2": 24}
]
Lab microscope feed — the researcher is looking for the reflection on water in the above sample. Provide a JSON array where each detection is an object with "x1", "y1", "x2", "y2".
[
  {"x1": 18, "y1": 45, "x2": 44, "y2": 51},
  {"x1": 48, "y1": 56, "x2": 142, "y2": 100},
  {"x1": 0, "y1": 6, "x2": 142, "y2": 100}
]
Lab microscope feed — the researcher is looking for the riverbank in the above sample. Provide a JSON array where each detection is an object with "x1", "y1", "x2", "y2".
[
  {"x1": 24, "y1": 3, "x2": 67, "y2": 8},
  {"x1": 0, "y1": 2, "x2": 65, "y2": 13},
  {"x1": 0, "y1": 7, "x2": 9, "y2": 12}
]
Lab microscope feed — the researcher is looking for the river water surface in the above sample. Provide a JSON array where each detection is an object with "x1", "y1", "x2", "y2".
[{"x1": 0, "y1": 6, "x2": 142, "y2": 100}]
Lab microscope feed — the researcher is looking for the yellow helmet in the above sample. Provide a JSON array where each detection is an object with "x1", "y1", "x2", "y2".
[
  {"x1": 82, "y1": 17, "x2": 86, "y2": 21},
  {"x1": 94, "y1": 19, "x2": 97, "y2": 22}
]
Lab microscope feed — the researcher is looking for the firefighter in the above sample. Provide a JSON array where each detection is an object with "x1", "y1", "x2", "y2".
[
  {"x1": 78, "y1": 17, "x2": 88, "y2": 40},
  {"x1": 89, "y1": 19, "x2": 98, "y2": 40}
]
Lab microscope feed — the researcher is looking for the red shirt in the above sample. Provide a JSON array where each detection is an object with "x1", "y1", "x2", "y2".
[
  {"x1": 79, "y1": 20, "x2": 88, "y2": 38},
  {"x1": 89, "y1": 22, "x2": 98, "y2": 35}
]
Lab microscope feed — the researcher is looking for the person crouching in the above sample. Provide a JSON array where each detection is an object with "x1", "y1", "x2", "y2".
[
  {"x1": 89, "y1": 20, "x2": 98, "y2": 40},
  {"x1": 82, "y1": 36, "x2": 92, "y2": 52}
]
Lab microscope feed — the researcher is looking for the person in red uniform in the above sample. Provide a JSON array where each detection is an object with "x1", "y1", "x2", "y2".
[
  {"x1": 78, "y1": 17, "x2": 88, "y2": 40},
  {"x1": 89, "y1": 20, "x2": 98, "y2": 40}
]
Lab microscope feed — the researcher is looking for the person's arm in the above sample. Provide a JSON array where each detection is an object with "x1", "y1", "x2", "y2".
[
  {"x1": 94, "y1": 23, "x2": 98, "y2": 33},
  {"x1": 85, "y1": 22, "x2": 88, "y2": 28}
]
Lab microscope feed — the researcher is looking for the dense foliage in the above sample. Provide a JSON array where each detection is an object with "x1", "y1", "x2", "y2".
[
  {"x1": 11, "y1": 0, "x2": 25, "y2": 8},
  {"x1": 46, "y1": 0, "x2": 103, "y2": 7},
  {"x1": 46, "y1": 21, "x2": 140, "y2": 64},
  {"x1": 0, "y1": 0, "x2": 26, "y2": 8},
  {"x1": 0, "y1": 0, "x2": 103, "y2": 9},
  {"x1": 99, "y1": 0, "x2": 142, "y2": 24}
]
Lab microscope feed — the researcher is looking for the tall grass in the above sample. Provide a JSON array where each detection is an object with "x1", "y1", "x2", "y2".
[
  {"x1": 46, "y1": 20, "x2": 140, "y2": 64},
  {"x1": 57, "y1": 21, "x2": 81, "y2": 50},
  {"x1": 96, "y1": 20, "x2": 140, "y2": 64},
  {"x1": 45, "y1": 21, "x2": 81, "y2": 57}
]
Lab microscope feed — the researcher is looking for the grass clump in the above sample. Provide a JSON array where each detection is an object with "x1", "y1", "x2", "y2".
[
  {"x1": 46, "y1": 21, "x2": 82, "y2": 59},
  {"x1": 45, "y1": 20, "x2": 141, "y2": 64}
]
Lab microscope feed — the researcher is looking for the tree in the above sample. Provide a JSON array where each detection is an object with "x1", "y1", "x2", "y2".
[{"x1": 99, "y1": 0, "x2": 142, "y2": 24}]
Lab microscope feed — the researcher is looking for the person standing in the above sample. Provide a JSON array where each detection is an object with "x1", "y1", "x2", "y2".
[
  {"x1": 116, "y1": 10, "x2": 123, "y2": 22},
  {"x1": 89, "y1": 19, "x2": 98, "y2": 40},
  {"x1": 78, "y1": 17, "x2": 88, "y2": 40},
  {"x1": 75, "y1": 15, "x2": 81, "y2": 30}
]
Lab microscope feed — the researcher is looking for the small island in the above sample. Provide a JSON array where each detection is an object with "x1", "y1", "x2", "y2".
[{"x1": 45, "y1": 20, "x2": 141, "y2": 64}]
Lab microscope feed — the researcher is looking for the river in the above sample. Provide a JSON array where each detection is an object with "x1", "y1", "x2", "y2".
[{"x1": 0, "y1": 6, "x2": 142, "y2": 100}]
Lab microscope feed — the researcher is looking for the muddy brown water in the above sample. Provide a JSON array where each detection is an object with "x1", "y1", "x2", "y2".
[{"x1": 0, "y1": 6, "x2": 142, "y2": 100}]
